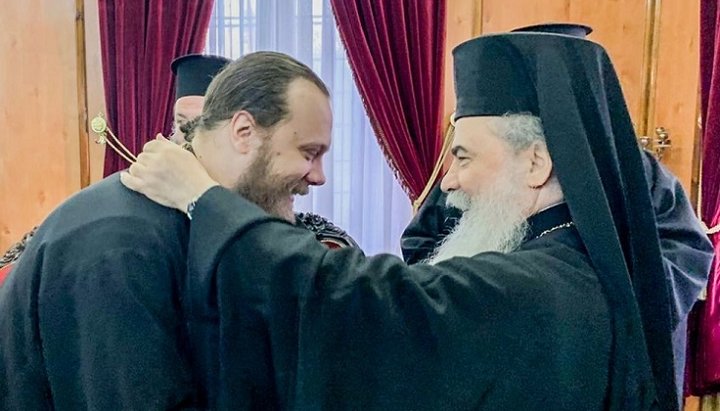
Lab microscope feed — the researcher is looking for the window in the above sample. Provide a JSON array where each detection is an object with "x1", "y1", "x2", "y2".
[{"x1": 205, "y1": 0, "x2": 412, "y2": 255}]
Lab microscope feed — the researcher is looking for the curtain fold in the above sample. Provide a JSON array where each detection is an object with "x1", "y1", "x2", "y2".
[
  {"x1": 687, "y1": 0, "x2": 720, "y2": 401},
  {"x1": 98, "y1": 0, "x2": 214, "y2": 176},
  {"x1": 329, "y1": 0, "x2": 447, "y2": 201}
]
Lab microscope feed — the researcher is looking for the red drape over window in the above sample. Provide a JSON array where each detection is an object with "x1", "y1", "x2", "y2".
[
  {"x1": 98, "y1": 0, "x2": 214, "y2": 176},
  {"x1": 687, "y1": 0, "x2": 720, "y2": 395},
  {"x1": 329, "y1": 0, "x2": 446, "y2": 201}
]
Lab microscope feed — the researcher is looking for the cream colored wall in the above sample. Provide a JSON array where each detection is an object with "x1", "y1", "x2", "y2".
[
  {"x1": 0, "y1": 0, "x2": 105, "y2": 251},
  {"x1": 0, "y1": 0, "x2": 81, "y2": 251}
]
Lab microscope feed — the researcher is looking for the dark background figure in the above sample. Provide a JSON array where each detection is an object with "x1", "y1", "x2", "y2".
[{"x1": 171, "y1": 54, "x2": 232, "y2": 144}]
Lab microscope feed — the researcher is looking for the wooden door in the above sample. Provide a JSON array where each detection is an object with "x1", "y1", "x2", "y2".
[
  {"x1": 650, "y1": 0, "x2": 701, "y2": 195},
  {"x1": 480, "y1": 0, "x2": 649, "y2": 132},
  {"x1": 444, "y1": 0, "x2": 700, "y2": 194}
]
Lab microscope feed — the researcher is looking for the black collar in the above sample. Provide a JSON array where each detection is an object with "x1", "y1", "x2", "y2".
[{"x1": 523, "y1": 203, "x2": 574, "y2": 243}]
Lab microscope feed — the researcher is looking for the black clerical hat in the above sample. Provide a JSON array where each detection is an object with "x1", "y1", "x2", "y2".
[
  {"x1": 452, "y1": 33, "x2": 675, "y2": 409},
  {"x1": 453, "y1": 37, "x2": 538, "y2": 119},
  {"x1": 171, "y1": 54, "x2": 231, "y2": 99},
  {"x1": 511, "y1": 22, "x2": 592, "y2": 37},
  {"x1": 451, "y1": 23, "x2": 593, "y2": 120}
]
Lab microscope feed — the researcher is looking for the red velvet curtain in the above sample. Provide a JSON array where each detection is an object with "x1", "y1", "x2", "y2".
[
  {"x1": 330, "y1": 0, "x2": 446, "y2": 201},
  {"x1": 688, "y1": 0, "x2": 720, "y2": 395},
  {"x1": 98, "y1": 0, "x2": 214, "y2": 176}
]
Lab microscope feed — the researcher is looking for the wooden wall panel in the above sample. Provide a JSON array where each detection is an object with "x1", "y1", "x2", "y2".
[
  {"x1": 442, "y1": 0, "x2": 477, "y2": 124},
  {"x1": 0, "y1": 0, "x2": 82, "y2": 251},
  {"x1": 480, "y1": 0, "x2": 649, "y2": 131},
  {"x1": 651, "y1": 0, "x2": 700, "y2": 191}
]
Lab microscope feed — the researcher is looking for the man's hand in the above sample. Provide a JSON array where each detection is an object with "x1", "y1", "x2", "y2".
[{"x1": 120, "y1": 135, "x2": 218, "y2": 212}]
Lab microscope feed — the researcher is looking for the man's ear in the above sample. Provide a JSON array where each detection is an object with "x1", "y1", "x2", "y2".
[
  {"x1": 228, "y1": 111, "x2": 257, "y2": 154},
  {"x1": 525, "y1": 140, "x2": 553, "y2": 188}
]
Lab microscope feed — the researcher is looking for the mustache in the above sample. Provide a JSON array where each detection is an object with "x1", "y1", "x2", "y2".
[
  {"x1": 292, "y1": 183, "x2": 310, "y2": 196},
  {"x1": 446, "y1": 191, "x2": 471, "y2": 212}
]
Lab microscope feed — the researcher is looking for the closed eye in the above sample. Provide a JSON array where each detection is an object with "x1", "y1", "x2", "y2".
[
  {"x1": 300, "y1": 144, "x2": 328, "y2": 161},
  {"x1": 305, "y1": 149, "x2": 319, "y2": 159},
  {"x1": 455, "y1": 155, "x2": 472, "y2": 166},
  {"x1": 451, "y1": 145, "x2": 470, "y2": 159}
]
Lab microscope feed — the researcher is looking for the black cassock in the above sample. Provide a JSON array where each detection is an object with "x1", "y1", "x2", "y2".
[
  {"x1": 401, "y1": 151, "x2": 714, "y2": 399},
  {"x1": 187, "y1": 186, "x2": 612, "y2": 410},
  {"x1": 0, "y1": 175, "x2": 199, "y2": 410}
]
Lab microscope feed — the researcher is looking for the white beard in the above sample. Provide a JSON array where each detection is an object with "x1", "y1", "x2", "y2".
[{"x1": 426, "y1": 168, "x2": 530, "y2": 265}]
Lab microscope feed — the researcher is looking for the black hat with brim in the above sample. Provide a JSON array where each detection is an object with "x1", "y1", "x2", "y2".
[
  {"x1": 511, "y1": 22, "x2": 593, "y2": 37},
  {"x1": 171, "y1": 54, "x2": 232, "y2": 99}
]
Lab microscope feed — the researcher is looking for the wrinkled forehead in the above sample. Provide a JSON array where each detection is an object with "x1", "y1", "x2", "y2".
[
  {"x1": 452, "y1": 115, "x2": 506, "y2": 148},
  {"x1": 174, "y1": 95, "x2": 205, "y2": 118}
]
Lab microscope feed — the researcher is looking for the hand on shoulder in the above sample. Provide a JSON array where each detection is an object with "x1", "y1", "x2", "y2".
[{"x1": 120, "y1": 134, "x2": 219, "y2": 212}]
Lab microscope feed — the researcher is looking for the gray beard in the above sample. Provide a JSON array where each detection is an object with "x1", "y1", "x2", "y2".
[{"x1": 425, "y1": 172, "x2": 530, "y2": 265}]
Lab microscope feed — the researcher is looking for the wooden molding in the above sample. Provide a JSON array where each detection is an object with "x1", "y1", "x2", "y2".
[
  {"x1": 75, "y1": 0, "x2": 90, "y2": 188},
  {"x1": 692, "y1": 89, "x2": 703, "y2": 213},
  {"x1": 639, "y1": 0, "x2": 662, "y2": 137},
  {"x1": 473, "y1": 0, "x2": 483, "y2": 36}
]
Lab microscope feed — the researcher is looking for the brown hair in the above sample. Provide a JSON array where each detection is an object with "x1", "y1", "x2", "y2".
[{"x1": 198, "y1": 51, "x2": 329, "y2": 132}]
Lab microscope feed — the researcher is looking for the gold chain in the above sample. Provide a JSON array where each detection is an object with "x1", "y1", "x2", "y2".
[{"x1": 534, "y1": 221, "x2": 575, "y2": 240}]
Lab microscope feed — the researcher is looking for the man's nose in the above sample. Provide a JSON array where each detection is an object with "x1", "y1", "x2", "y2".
[
  {"x1": 306, "y1": 160, "x2": 326, "y2": 186},
  {"x1": 440, "y1": 162, "x2": 459, "y2": 192}
]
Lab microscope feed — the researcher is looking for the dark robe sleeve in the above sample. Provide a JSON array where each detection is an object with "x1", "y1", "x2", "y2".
[
  {"x1": 641, "y1": 151, "x2": 713, "y2": 326},
  {"x1": 188, "y1": 187, "x2": 611, "y2": 410},
  {"x1": 0, "y1": 248, "x2": 49, "y2": 409},
  {"x1": 187, "y1": 188, "x2": 281, "y2": 409},
  {"x1": 640, "y1": 152, "x2": 713, "y2": 399},
  {"x1": 400, "y1": 182, "x2": 461, "y2": 264},
  {"x1": 0, "y1": 221, "x2": 197, "y2": 410}
]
